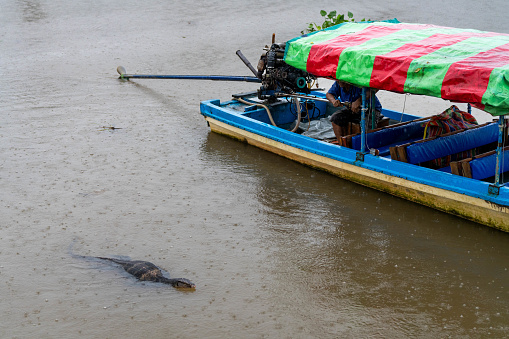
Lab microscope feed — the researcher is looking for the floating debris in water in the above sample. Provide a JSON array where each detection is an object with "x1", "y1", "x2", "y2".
[{"x1": 99, "y1": 126, "x2": 123, "y2": 131}]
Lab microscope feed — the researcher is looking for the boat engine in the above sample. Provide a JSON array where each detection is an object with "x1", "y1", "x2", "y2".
[{"x1": 256, "y1": 43, "x2": 316, "y2": 101}]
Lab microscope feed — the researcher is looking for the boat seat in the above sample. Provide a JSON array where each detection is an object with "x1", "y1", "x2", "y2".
[
  {"x1": 342, "y1": 117, "x2": 429, "y2": 152},
  {"x1": 390, "y1": 122, "x2": 498, "y2": 166},
  {"x1": 450, "y1": 147, "x2": 509, "y2": 180},
  {"x1": 375, "y1": 136, "x2": 424, "y2": 157}
]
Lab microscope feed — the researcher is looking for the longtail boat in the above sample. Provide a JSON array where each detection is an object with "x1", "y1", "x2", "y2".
[{"x1": 199, "y1": 21, "x2": 509, "y2": 231}]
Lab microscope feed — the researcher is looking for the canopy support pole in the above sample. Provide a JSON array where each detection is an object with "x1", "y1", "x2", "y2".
[
  {"x1": 489, "y1": 115, "x2": 506, "y2": 195},
  {"x1": 467, "y1": 103, "x2": 472, "y2": 114},
  {"x1": 371, "y1": 89, "x2": 376, "y2": 130},
  {"x1": 357, "y1": 87, "x2": 367, "y2": 161}
]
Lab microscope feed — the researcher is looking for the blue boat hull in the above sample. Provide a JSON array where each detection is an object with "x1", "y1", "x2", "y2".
[{"x1": 200, "y1": 92, "x2": 509, "y2": 232}]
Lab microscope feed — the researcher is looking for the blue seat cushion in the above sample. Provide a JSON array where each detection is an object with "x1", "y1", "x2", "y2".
[
  {"x1": 405, "y1": 123, "x2": 497, "y2": 164},
  {"x1": 351, "y1": 120, "x2": 427, "y2": 151},
  {"x1": 469, "y1": 149, "x2": 509, "y2": 180},
  {"x1": 437, "y1": 166, "x2": 452, "y2": 173}
]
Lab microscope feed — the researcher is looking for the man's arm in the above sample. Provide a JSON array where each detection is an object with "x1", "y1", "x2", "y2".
[
  {"x1": 326, "y1": 92, "x2": 342, "y2": 107},
  {"x1": 351, "y1": 98, "x2": 361, "y2": 113}
]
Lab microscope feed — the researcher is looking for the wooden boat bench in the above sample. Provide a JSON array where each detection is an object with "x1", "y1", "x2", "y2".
[
  {"x1": 341, "y1": 116, "x2": 430, "y2": 156},
  {"x1": 450, "y1": 146, "x2": 509, "y2": 180},
  {"x1": 390, "y1": 122, "x2": 498, "y2": 171}
]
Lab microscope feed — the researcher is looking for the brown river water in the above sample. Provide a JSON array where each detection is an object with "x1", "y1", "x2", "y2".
[{"x1": 1, "y1": 0, "x2": 509, "y2": 338}]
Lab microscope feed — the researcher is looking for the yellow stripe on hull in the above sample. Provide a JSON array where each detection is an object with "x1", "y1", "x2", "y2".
[{"x1": 205, "y1": 117, "x2": 509, "y2": 232}]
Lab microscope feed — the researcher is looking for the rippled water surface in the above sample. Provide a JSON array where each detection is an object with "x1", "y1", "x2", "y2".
[{"x1": 1, "y1": 0, "x2": 509, "y2": 338}]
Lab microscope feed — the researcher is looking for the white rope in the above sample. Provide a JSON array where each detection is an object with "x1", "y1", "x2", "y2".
[{"x1": 400, "y1": 93, "x2": 409, "y2": 122}]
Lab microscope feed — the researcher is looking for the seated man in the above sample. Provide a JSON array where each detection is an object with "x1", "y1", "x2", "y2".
[{"x1": 325, "y1": 80, "x2": 382, "y2": 142}]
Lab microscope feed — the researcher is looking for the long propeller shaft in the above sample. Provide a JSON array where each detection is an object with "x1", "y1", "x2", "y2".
[{"x1": 117, "y1": 66, "x2": 261, "y2": 83}]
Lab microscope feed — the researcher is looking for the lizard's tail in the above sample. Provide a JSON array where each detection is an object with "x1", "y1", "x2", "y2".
[{"x1": 68, "y1": 238, "x2": 82, "y2": 259}]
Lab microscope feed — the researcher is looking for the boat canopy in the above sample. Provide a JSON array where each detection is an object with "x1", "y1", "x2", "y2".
[{"x1": 284, "y1": 21, "x2": 509, "y2": 115}]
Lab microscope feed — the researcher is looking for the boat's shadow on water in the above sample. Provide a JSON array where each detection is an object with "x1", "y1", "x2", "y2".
[{"x1": 202, "y1": 131, "x2": 495, "y2": 234}]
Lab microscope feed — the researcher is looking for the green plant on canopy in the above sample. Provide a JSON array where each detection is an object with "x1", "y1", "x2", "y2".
[{"x1": 301, "y1": 10, "x2": 369, "y2": 34}]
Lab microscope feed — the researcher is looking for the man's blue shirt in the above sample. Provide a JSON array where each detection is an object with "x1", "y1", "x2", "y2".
[{"x1": 327, "y1": 81, "x2": 382, "y2": 111}]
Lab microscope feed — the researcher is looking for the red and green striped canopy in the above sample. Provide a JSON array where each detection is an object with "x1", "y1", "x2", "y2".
[{"x1": 284, "y1": 21, "x2": 509, "y2": 115}]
